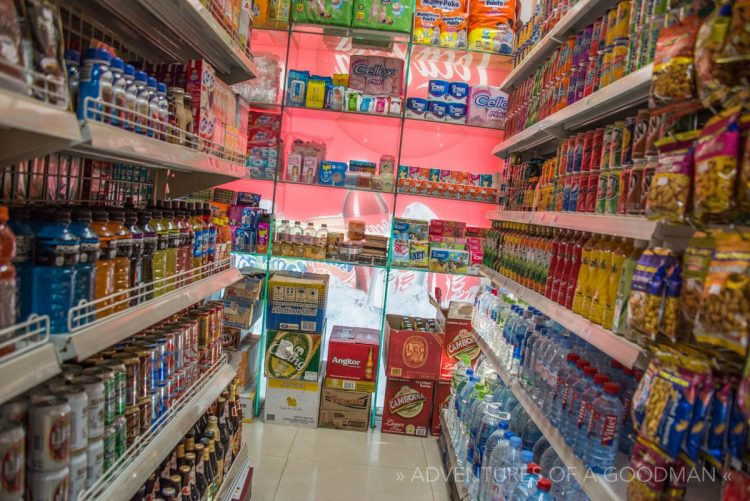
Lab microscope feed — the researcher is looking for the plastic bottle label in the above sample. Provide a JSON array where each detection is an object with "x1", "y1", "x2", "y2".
[
  {"x1": 79, "y1": 241, "x2": 99, "y2": 264},
  {"x1": 36, "y1": 242, "x2": 80, "y2": 267}
]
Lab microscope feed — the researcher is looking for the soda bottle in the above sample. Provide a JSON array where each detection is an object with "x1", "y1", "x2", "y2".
[
  {"x1": 202, "y1": 203, "x2": 216, "y2": 269},
  {"x1": 32, "y1": 207, "x2": 79, "y2": 333},
  {"x1": 149, "y1": 208, "x2": 169, "y2": 297},
  {"x1": 69, "y1": 207, "x2": 99, "y2": 323},
  {"x1": 91, "y1": 208, "x2": 116, "y2": 318},
  {"x1": 138, "y1": 210, "x2": 156, "y2": 300},
  {"x1": 107, "y1": 208, "x2": 132, "y2": 312},
  {"x1": 585, "y1": 382, "x2": 623, "y2": 472},
  {"x1": 273, "y1": 220, "x2": 288, "y2": 256},
  {"x1": 124, "y1": 209, "x2": 143, "y2": 305},
  {"x1": 8, "y1": 207, "x2": 33, "y2": 323},
  {"x1": 0, "y1": 206, "x2": 16, "y2": 329}
]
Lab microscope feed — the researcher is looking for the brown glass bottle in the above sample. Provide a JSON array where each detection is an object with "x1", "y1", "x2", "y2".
[
  {"x1": 205, "y1": 421, "x2": 225, "y2": 485},
  {"x1": 192, "y1": 445, "x2": 209, "y2": 499},
  {"x1": 216, "y1": 397, "x2": 233, "y2": 472},
  {"x1": 200, "y1": 436, "x2": 218, "y2": 498}
]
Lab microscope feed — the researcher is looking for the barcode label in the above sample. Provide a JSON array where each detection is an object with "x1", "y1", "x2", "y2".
[
  {"x1": 267, "y1": 414, "x2": 275, "y2": 421},
  {"x1": 391, "y1": 368, "x2": 402, "y2": 376},
  {"x1": 301, "y1": 321, "x2": 316, "y2": 331},
  {"x1": 343, "y1": 381, "x2": 355, "y2": 390}
]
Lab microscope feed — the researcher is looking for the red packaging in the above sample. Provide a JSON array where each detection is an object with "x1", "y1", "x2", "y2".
[
  {"x1": 577, "y1": 173, "x2": 590, "y2": 212},
  {"x1": 382, "y1": 378, "x2": 434, "y2": 437},
  {"x1": 586, "y1": 171, "x2": 599, "y2": 212},
  {"x1": 581, "y1": 131, "x2": 595, "y2": 172},
  {"x1": 439, "y1": 302, "x2": 479, "y2": 380},
  {"x1": 617, "y1": 167, "x2": 631, "y2": 215},
  {"x1": 327, "y1": 325, "x2": 380, "y2": 382},
  {"x1": 249, "y1": 110, "x2": 281, "y2": 130},
  {"x1": 431, "y1": 380, "x2": 452, "y2": 436},
  {"x1": 558, "y1": 140, "x2": 570, "y2": 175},
  {"x1": 590, "y1": 128, "x2": 605, "y2": 170},
  {"x1": 384, "y1": 315, "x2": 444, "y2": 381},
  {"x1": 185, "y1": 59, "x2": 216, "y2": 144}
]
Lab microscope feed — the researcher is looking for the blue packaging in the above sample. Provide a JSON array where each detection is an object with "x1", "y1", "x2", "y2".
[
  {"x1": 405, "y1": 97, "x2": 428, "y2": 118},
  {"x1": 426, "y1": 100, "x2": 447, "y2": 121},
  {"x1": 77, "y1": 48, "x2": 112, "y2": 121},
  {"x1": 266, "y1": 271, "x2": 329, "y2": 334},
  {"x1": 446, "y1": 102, "x2": 466, "y2": 123},
  {"x1": 448, "y1": 82, "x2": 469, "y2": 102},
  {"x1": 348, "y1": 160, "x2": 376, "y2": 174},
  {"x1": 237, "y1": 192, "x2": 261, "y2": 206},
  {"x1": 397, "y1": 165, "x2": 410, "y2": 179},
  {"x1": 319, "y1": 161, "x2": 347, "y2": 186},
  {"x1": 428, "y1": 79, "x2": 450, "y2": 99},
  {"x1": 286, "y1": 70, "x2": 310, "y2": 107}
]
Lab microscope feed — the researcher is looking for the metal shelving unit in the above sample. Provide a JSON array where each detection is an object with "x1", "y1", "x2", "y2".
[
  {"x1": 439, "y1": 410, "x2": 470, "y2": 501},
  {"x1": 216, "y1": 441, "x2": 252, "y2": 501}
]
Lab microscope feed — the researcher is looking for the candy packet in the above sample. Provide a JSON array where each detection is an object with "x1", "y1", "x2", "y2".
[
  {"x1": 650, "y1": 14, "x2": 700, "y2": 107},
  {"x1": 627, "y1": 438, "x2": 672, "y2": 500},
  {"x1": 645, "y1": 131, "x2": 699, "y2": 223}
]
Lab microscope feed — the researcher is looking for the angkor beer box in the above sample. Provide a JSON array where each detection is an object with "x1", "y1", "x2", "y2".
[
  {"x1": 382, "y1": 378, "x2": 434, "y2": 437},
  {"x1": 384, "y1": 314, "x2": 444, "y2": 381},
  {"x1": 324, "y1": 377, "x2": 377, "y2": 393},
  {"x1": 264, "y1": 368, "x2": 324, "y2": 428},
  {"x1": 439, "y1": 301, "x2": 479, "y2": 380},
  {"x1": 266, "y1": 271, "x2": 329, "y2": 333},
  {"x1": 318, "y1": 387, "x2": 372, "y2": 432},
  {"x1": 327, "y1": 325, "x2": 380, "y2": 383},
  {"x1": 431, "y1": 380, "x2": 452, "y2": 436},
  {"x1": 264, "y1": 330, "x2": 322, "y2": 381}
]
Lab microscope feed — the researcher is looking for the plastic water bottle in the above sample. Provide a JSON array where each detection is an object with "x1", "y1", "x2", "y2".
[
  {"x1": 585, "y1": 382, "x2": 623, "y2": 473},
  {"x1": 521, "y1": 324, "x2": 545, "y2": 388},
  {"x1": 465, "y1": 394, "x2": 495, "y2": 468},
  {"x1": 573, "y1": 373, "x2": 609, "y2": 458},
  {"x1": 469, "y1": 404, "x2": 504, "y2": 500},
  {"x1": 509, "y1": 405, "x2": 530, "y2": 436},
  {"x1": 522, "y1": 419, "x2": 543, "y2": 451},
  {"x1": 489, "y1": 435, "x2": 522, "y2": 501},
  {"x1": 554, "y1": 359, "x2": 589, "y2": 429},
  {"x1": 9, "y1": 206, "x2": 34, "y2": 323},
  {"x1": 547, "y1": 353, "x2": 579, "y2": 425},
  {"x1": 619, "y1": 368, "x2": 639, "y2": 456},
  {"x1": 506, "y1": 450, "x2": 534, "y2": 500},
  {"x1": 537, "y1": 329, "x2": 573, "y2": 406},
  {"x1": 563, "y1": 366, "x2": 598, "y2": 447},
  {"x1": 511, "y1": 462, "x2": 541, "y2": 501},
  {"x1": 479, "y1": 422, "x2": 510, "y2": 501},
  {"x1": 539, "y1": 446, "x2": 558, "y2": 477},
  {"x1": 461, "y1": 386, "x2": 489, "y2": 469},
  {"x1": 107, "y1": 208, "x2": 132, "y2": 312},
  {"x1": 69, "y1": 207, "x2": 99, "y2": 324},
  {"x1": 532, "y1": 436, "x2": 550, "y2": 464},
  {"x1": 453, "y1": 372, "x2": 477, "y2": 440},
  {"x1": 526, "y1": 478, "x2": 553, "y2": 501}
]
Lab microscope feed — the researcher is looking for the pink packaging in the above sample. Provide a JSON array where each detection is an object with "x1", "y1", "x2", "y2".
[
  {"x1": 185, "y1": 59, "x2": 216, "y2": 143},
  {"x1": 248, "y1": 126, "x2": 279, "y2": 146},
  {"x1": 349, "y1": 55, "x2": 405, "y2": 97},
  {"x1": 409, "y1": 166, "x2": 424, "y2": 180},
  {"x1": 249, "y1": 110, "x2": 281, "y2": 130},
  {"x1": 467, "y1": 86, "x2": 508, "y2": 128},
  {"x1": 458, "y1": 171, "x2": 471, "y2": 185},
  {"x1": 440, "y1": 169, "x2": 452, "y2": 184},
  {"x1": 364, "y1": 56, "x2": 386, "y2": 95},
  {"x1": 470, "y1": 173, "x2": 481, "y2": 186},
  {"x1": 348, "y1": 55, "x2": 368, "y2": 92},
  {"x1": 384, "y1": 57, "x2": 405, "y2": 97}
]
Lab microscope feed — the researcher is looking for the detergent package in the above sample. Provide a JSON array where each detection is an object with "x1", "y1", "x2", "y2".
[
  {"x1": 468, "y1": 0, "x2": 516, "y2": 55},
  {"x1": 352, "y1": 0, "x2": 413, "y2": 33},
  {"x1": 292, "y1": 0, "x2": 355, "y2": 26}
]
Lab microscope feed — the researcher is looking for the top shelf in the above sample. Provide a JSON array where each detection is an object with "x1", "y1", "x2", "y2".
[{"x1": 499, "y1": 0, "x2": 621, "y2": 92}]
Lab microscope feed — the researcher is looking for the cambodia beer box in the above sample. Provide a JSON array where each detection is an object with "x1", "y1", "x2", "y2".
[
  {"x1": 384, "y1": 314, "x2": 444, "y2": 381},
  {"x1": 382, "y1": 378, "x2": 434, "y2": 437},
  {"x1": 264, "y1": 330, "x2": 322, "y2": 381},
  {"x1": 266, "y1": 271, "x2": 329, "y2": 333},
  {"x1": 326, "y1": 325, "x2": 379, "y2": 383},
  {"x1": 318, "y1": 387, "x2": 372, "y2": 432},
  {"x1": 264, "y1": 367, "x2": 324, "y2": 428},
  {"x1": 439, "y1": 301, "x2": 479, "y2": 380},
  {"x1": 431, "y1": 380, "x2": 451, "y2": 436}
]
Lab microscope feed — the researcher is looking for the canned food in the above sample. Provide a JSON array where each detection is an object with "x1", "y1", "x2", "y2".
[
  {"x1": 114, "y1": 416, "x2": 126, "y2": 459},
  {"x1": 70, "y1": 375, "x2": 105, "y2": 439},
  {"x1": 86, "y1": 437, "x2": 104, "y2": 489},
  {"x1": 125, "y1": 406, "x2": 140, "y2": 447},
  {"x1": 27, "y1": 396, "x2": 70, "y2": 471},
  {"x1": 47, "y1": 384, "x2": 88, "y2": 453},
  {"x1": 0, "y1": 397, "x2": 28, "y2": 425},
  {"x1": 138, "y1": 397, "x2": 152, "y2": 434},
  {"x1": 605, "y1": 169, "x2": 622, "y2": 214},
  {"x1": 26, "y1": 466, "x2": 69, "y2": 501},
  {"x1": 100, "y1": 359, "x2": 127, "y2": 417},
  {"x1": 83, "y1": 366, "x2": 115, "y2": 427},
  {"x1": 0, "y1": 420, "x2": 24, "y2": 497},
  {"x1": 68, "y1": 449, "x2": 87, "y2": 501}
]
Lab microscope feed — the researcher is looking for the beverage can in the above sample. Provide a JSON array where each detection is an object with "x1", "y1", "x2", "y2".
[
  {"x1": 600, "y1": 46, "x2": 614, "y2": 88},
  {"x1": 124, "y1": 347, "x2": 153, "y2": 399},
  {"x1": 595, "y1": 172, "x2": 609, "y2": 214},
  {"x1": 111, "y1": 353, "x2": 140, "y2": 407},
  {"x1": 615, "y1": 1, "x2": 631, "y2": 39},
  {"x1": 605, "y1": 169, "x2": 622, "y2": 214},
  {"x1": 572, "y1": 134, "x2": 584, "y2": 172},
  {"x1": 609, "y1": 121, "x2": 625, "y2": 169},
  {"x1": 83, "y1": 366, "x2": 115, "y2": 426},
  {"x1": 138, "y1": 396, "x2": 153, "y2": 433},
  {"x1": 566, "y1": 137, "x2": 576, "y2": 173},
  {"x1": 618, "y1": 167, "x2": 632, "y2": 214},
  {"x1": 600, "y1": 125, "x2": 613, "y2": 171},
  {"x1": 0, "y1": 397, "x2": 28, "y2": 424},
  {"x1": 68, "y1": 449, "x2": 87, "y2": 501},
  {"x1": 632, "y1": 109, "x2": 650, "y2": 160},
  {"x1": 47, "y1": 384, "x2": 87, "y2": 453},
  {"x1": 622, "y1": 116, "x2": 636, "y2": 166},
  {"x1": 627, "y1": 160, "x2": 646, "y2": 214},
  {"x1": 165, "y1": 377, "x2": 175, "y2": 410},
  {"x1": 0, "y1": 420, "x2": 24, "y2": 497},
  {"x1": 590, "y1": 128, "x2": 605, "y2": 170},
  {"x1": 100, "y1": 359, "x2": 126, "y2": 417},
  {"x1": 103, "y1": 425, "x2": 116, "y2": 472},
  {"x1": 173, "y1": 325, "x2": 185, "y2": 371},
  {"x1": 85, "y1": 437, "x2": 104, "y2": 489},
  {"x1": 125, "y1": 406, "x2": 140, "y2": 447},
  {"x1": 173, "y1": 370, "x2": 185, "y2": 401},
  {"x1": 611, "y1": 38, "x2": 629, "y2": 82},
  {"x1": 26, "y1": 466, "x2": 69, "y2": 501},
  {"x1": 70, "y1": 375, "x2": 105, "y2": 439},
  {"x1": 558, "y1": 140, "x2": 570, "y2": 175},
  {"x1": 586, "y1": 171, "x2": 600, "y2": 213},
  {"x1": 27, "y1": 396, "x2": 70, "y2": 471},
  {"x1": 569, "y1": 174, "x2": 581, "y2": 212},
  {"x1": 566, "y1": 66, "x2": 580, "y2": 106},
  {"x1": 562, "y1": 174, "x2": 571, "y2": 211},
  {"x1": 60, "y1": 364, "x2": 83, "y2": 383},
  {"x1": 114, "y1": 415, "x2": 126, "y2": 459},
  {"x1": 578, "y1": 173, "x2": 590, "y2": 212},
  {"x1": 641, "y1": 157, "x2": 656, "y2": 212},
  {"x1": 575, "y1": 61, "x2": 588, "y2": 102},
  {"x1": 581, "y1": 131, "x2": 595, "y2": 172}
]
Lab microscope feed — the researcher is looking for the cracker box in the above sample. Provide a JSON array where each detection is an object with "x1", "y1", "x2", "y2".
[
  {"x1": 266, "y1": 271, "x2": 329, "y2": 333},
  {"x1": 264, "y1": 372, "x2": 323, "y2": 428},
  {"x1": 382, "y1": 378, "x2": 434, "y2": 437},
  {"x1": 327, "y1": 325, "x2": 380, "y2": 383},
  {"x1": 439, "y1": 301, "x2": 479, "y2": 380},
  {"x1": 264, "y1": 330, "x2": 322, "y2": 381},
  {"x1": 431, "y1": 380, "x2": 452, "y2": 436},
  {"x1": 384, "y1": 314, "x2": 444, "y2": 381},
  {"x1": 185, "y1": 59, "x2": 216, "y2": 143},
  {"x1": 318, "y1": 387, "x2": 372, "y2": 432},
  {"x1": 324, "y1": 377, "x2": 377, "y2": 393},
  {"x1": 428, "y1": 247, "x2": 469, "y2": 274}
]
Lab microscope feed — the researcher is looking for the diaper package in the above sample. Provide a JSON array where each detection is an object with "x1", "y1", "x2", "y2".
[
  {"x1": 351, "y1": 0, "x2": 413, "y2": 33},
  {"x1": 413, "y1": 4, "x2": 441, "y2": 45},
  {"x1": 468, "y1": 0, "x2": 516, "y2": 55},
  {"x1": 348, "y1": 55, "x2": 404, "y2": 97},
  {"x1": 466, "y1": 85, "x2": 507, "y2": 129},
  {"x1": 292, "y1": 0, "x2": 355, "y2": 26}
]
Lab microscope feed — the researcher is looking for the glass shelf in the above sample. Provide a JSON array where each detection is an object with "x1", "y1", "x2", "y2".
[
  {"x1": 390, "y1": 265, "x2": 478, "y2": 277},
  {"x1": 232, "y1": 249, "x2": 270, "y2": 259},
  {"x1": 284, "y1": 103, "x2": 402, "y2": 122},
  {"x1": 396, "y1": 189, "x2": 497, "y2": 205},
  {"x1": 403, "y1": 115, "x2": 504, "y2": 132},
  {"x1": 410, "y1": 42, "x2": 513, "y2": 71},
  {"x1": 269, "y1": 253, "x2": 388, "y2": 270},
  {"x1": 279, "y1": 178, "x2": 395, "y2": 195}
]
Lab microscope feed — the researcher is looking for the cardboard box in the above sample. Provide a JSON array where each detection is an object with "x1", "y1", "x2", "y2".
[
  {"x1": 382, "y1": 378, "x2": 434, "y2": 437},
  {"x1": 428, "y1": 247, "x2": 469, "y2": 274},
  {"x1": 185, "y1": 59, "x2": 216, "y2": 144},
  {"x1": 327, "y1": 325, "x2": 380, "y2": 383},
  {"x1": 439, "y1": 301, "x2": 479, "y2": 380},
  {"x1": 324, "y1": 377, "x2": 377, "y2": 393},
  {"x1": 236, "y1": 335, "x2": 262, "y2": 388},
  {"x1": 264, "y1": 372, "x2": 323, "y2": 428},
  {"x1": 318, "y1": 387, "x2": 372, "y2": 432},
  {"x1": 266, "y1": 271, "x2": 329, "y2": 333},
  {"x1": 264, "y1": 331, "x2": 322, "y2": 381},
  {"x1": 239, "y1": 384, "x2": 256, "y2": 424},
  {"x1": 431, "y1": 380, "x2": 451, "y2": 436},
  {"x1": 384, "y1": 314, "x2": 444, "y2": 381}
]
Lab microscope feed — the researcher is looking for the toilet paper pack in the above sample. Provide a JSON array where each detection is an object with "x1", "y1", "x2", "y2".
[{"x1": 466, "y1": 85, "x2": 508, "y2": 129}]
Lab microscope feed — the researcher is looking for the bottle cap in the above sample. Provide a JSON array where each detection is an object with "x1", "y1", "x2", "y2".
[
  {"x1": 135, "y1": 71, "x2": 148, "y2": 83},
  {"x1": 537, "y1": 478, "x2": 552, "y2": 491},
  {"x1": 521, "y1": 450, "x2": 534, "y2": 464},
  {"x1": 147, "y1": 77, "x2": 157, "y2": 88},
  {"x1": 498, "y1": 420, "x2": 509, "y2": 430},
  {"x1": 110, "y1": 57, "x2": 124, "y2": 72},
  {"x1": 510, "y1": 436, "x2": 522, "y2": 448},
  {"x1": 528, "y1": 462, "x2": 540, "y2": 474},
  {"x1": 504, "y1": 431, "x2": 514, "y2": 440},
  {"x1": 583, "y1": 366, "x2": 597, "y2": 377},
  {"x1": 124, "y1": 64, "x2": 135, "y2": 77},
  {"x1": 565, "y1": 353, "x2": 579, "y2": 363},
  {"x1": 64, "y1": 49, "x2": 80, "y2": 64},
  {"x1": 604, "y1": 382, "x2": 620, "y2": 395},
  {"x1": 576, "y1": 359, "x2": 589, "y2": 369},
  {"x1": 157, "y1": 82, "x2": 167, "y2": 93},
  {"x1": 593, "y1": 374, "x2": 609, "y2": 386}
]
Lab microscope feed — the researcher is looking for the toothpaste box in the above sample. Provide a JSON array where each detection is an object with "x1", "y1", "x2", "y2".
[{"x1": 185, "y1": 59, "x2": 216, "y2": 144}]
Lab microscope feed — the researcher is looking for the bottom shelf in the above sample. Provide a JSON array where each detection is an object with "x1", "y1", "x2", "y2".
[{"x1": 439, "y1": 410, "x2": 470, "y2": 501}]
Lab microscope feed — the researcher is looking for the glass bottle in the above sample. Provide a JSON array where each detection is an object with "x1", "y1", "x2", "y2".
[
  {"x1": 173, "y1": 202, "x2": 192, "y2": 288},
  {"x1": 316, "y1": 224, "x2": 328, "y2": 260},
  {"x1": 158, "y1": 203, "x2": 178, "y2": 293},
  {"x1": 228, "y1": 384, "x2": 241, "y2": 456},
  {"x1": 289, "y1": 221, "x2": 303, "y2": 258},
  {"x1": 138, "y1": 210, "x2": 157, "y2": 300},
  {"x1": 303, "y1": 223, "x2": 317, "y2": 259},
  {"x1": 192, "y1": 444, "x2": 209, "y2": 500},
  {"x1": 180, "y1": 465, "x2": 197, "y2": 501},
  {"x1": 200, "y1": 436, "x2": 218, "y2": 499},
  {"x1": 169, "y1": 474, "x2": 182, "y2": 500},
  {"x1": 175, "y1": 442, "x2": 186, "y2": 474},
  {"x1": 90, "y1": 208, "x2": 116, "y2": 318},
  {"x1": 125, "y1": 209, "x2": 143, "y2": 305},
  {"x1": 216, "y1": 397, "x2": 233, "y2": 474},
  {"x1": 205, "y1": 423, "x2": 224, "y2": 486},
  {"x1": 106, "y1": 208, "x2": 132, "y2": 312},
  {"x1": 184, "y1": 452, "x2": 201, "y2": 501}
]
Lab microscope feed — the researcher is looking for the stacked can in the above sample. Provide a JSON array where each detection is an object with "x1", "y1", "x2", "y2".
[
  {"x1": 25, "y1": 395, "x2": 71, "y2": 501},
  {"x1": 0, "y1": 402, "x2": 26, "y2": 500}
]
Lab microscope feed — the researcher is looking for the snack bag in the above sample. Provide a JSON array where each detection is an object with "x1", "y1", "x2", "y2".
[
  {"x1": 695, "y1": 4, "x2": 734, "y2": 109},
  {"x1": 645, "y1": 131, "x2": 699, "y2": 223},
  {"x1": 268, "y1": 0, "x2": 291, "y2": 22},
  {"x1": 24, "y1": 0, "x2": 66, "y2": 106},
  {"x1": 650, "y1": 14, "x2": 700, "y2": 108},
  {"x1": 292, "y1": 0, "x2": 354, "y2": 26},
  {"x1": 413, "y1": 3, "x2": 442, "y2": 45},
  {"x1": 679, "y1": 232, "x2": 716, "y2": 336},
  {"x1": 0, "y1": 0, "x2": 28, "y2": 96},
  {"x1": 626, "y1": 247, "x2": 673, "y2": 343},
  {"x1": 659, "y1": 263, "x2": 681, "y2": 343},
  {"x1": 721, "y1": 0, "x2": 750, "y2": 63},
  {"x1": 695, "y1": 231, "x2": 750, "y2": 357},
  {"x1": 693, "y1": 108, "x2": 741, "y2": 224},
  {"x1": 467, "y1": 0, "x2": 516, "y2": 55},
  {"x1": 737, "y1": 114, "x2": 750, "y2": 222},
  {"x1": 352, "y1": 0, "x2": 413, "y2": 33},
  {"x1": 627, "y1": 438, "x2": 671, "y2": 501}
]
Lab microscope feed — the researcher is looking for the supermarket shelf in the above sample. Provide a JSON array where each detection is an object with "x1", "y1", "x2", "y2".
[
  {"x1": 0, "y1": 344, "x2": 60, "y2": 406},
  {"x1": 410, "y1": 43, "x2": 513, "y2": 70},
  {"x1": 291, "y1": 23, "x2": 411, "y2": 44},
  {"x1": 0, "y1": 88, "x2": 84, "y2": 165},
  {"x1": 279, "y1": 178, "x2": 396, "y2": 196},
  {"x1": 81, "y1": 357, "x2": 237, "y2": 501},
  {"x1": 390, "y1": 265, "x2": 481, "y2": 277},
  {"x1": 478, "y1": 265, "x2": 647, "y2": 369},
  {"x1": 285, "y1": 104, "x2": 401, "y2": 122},
  {"x1": 52, "y1": 267, "x2": 242, "y2": 361},
  {"x1": 473, "y1": 331, "x2": 628, "y2": 501},
  {"x1": 397, "y1": 189, "x2": 497, "y2": 206},
  {"x1": 403, "y1": 115, "x2": 505, "y2": 133},
  {"x1": 500, "y1": 0, "x2": 620, "y2": 92},
  {"x1": 494, "y1": 64, "x2": 653, "y2": 157},
  {"x1": 439, "y1": 410, "x2": 469, "y2": 501},
  {"x1": 216, "y1": 442, "x2": 252, "y2": 501},
  {"x1": 269, "y1": 253, "x2": 388, "y2": 270}
]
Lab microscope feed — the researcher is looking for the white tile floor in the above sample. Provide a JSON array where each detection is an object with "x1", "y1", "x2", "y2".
[{"x1": 243, "y1": 420, "x2": 452, "y2": 501}]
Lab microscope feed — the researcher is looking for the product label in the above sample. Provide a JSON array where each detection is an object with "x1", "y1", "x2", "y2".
[
  {"x1": 49, "y1": 414, "x2": 71, "y2": 462},
  {"x1": 36, "y1": 241, "x2": 80, "y2": 267},
  {"x1": 1, "y1": 438, "x2": 23, "y2": 494},
  {"x1": 14, "y1": 235, "x2": 33, "y2": 263},
  {"x1": 402, "y1": 335, "x2": 428, "y2": 368},
  {"x1": 387, "y1": 386, "x2": 426, "y2": 418},
  {"x1": 78, "y1": 241, "x2": 99, "y2": 264}
]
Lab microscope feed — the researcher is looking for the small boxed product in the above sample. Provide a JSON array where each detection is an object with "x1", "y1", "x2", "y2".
[
  {"x1": 428, "y1": 247, "x2": 469, "y2": 274},
  {"x1": 237, "y1": 192, "x2": 262, "y2": 206},
  {"x1": 327, "y1": 325, "x2": 380, "y2": 382},
  {"x1": 236, "y1": 335, "x2": 262, "y2": 388},
  {"x1": 439, "y1": 301, "x2": 478, "y2": 380},
  {"x1": 319, "y1": 161, "x2": 347, "y2": 186},
  {"x1": 266, "y1": 271, "x2": 329, "y2": 333},
  {"x1": 319, "y1": 387, "x2": 372, "y2": 432},
  {"x1": 264, "y1": 371, "x2": 323, "y2": 428},
  {"x1": 185, "y1": 59, "x2": 216, "y2": 143},
  {"x1": 239, "y1": 385, "x2": 257, "y2": 424},
  {"x1": 382, "y1": 378, "x2": 434, "y2": 437},
  {"x1": 384, "y1": 314, "x2": 444, "y2": 381},
  {"x1": 431, "y1": 380, "x2": 451, "y2": 436},
  {"x1": 264, "y1": 330, "x2": 322, "y2": 381}
]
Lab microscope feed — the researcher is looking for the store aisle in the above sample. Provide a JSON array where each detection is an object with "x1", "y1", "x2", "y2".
[{"x1": 243, "y1": 421, "x2": 452, "y2": 501}]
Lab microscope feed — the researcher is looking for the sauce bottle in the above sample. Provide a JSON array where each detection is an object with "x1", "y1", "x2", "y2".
[
  {"x1": 107, "y1": 208, "x2": 132, "y2": 312},
  {"x1": 91, "y1": 208, "x2": 116, "y2": 318}
]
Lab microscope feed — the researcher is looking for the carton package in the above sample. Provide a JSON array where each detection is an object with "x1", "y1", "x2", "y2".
[
  {"x1": 239, "y1": 385, "x2": 257, "y2": 423},
  {"x1": 431, "y1": 380, "x2": 451, "y2": 436},
  {"x1": 466, "y1": 85, "x2": 508, "y2": 129},
  {"x1": 236, "y1": 335, "x2": 262, "y2": 388},
  {"x1": 266, "y1": 271, "x2": 329, "y2": 333},
  {"x1": 264, "y1": 372, "x2": 323, "y2": 428},
  {"x1": 185, "y1": 59, "x2": 216, "y2": 144},
  {"x1": 324, "y1": 377, "x2": 377, "y2": 393},
  {"x1": 265, "y1": 330, "x2": 322, "y2": 381},
  {"x1": 327, "y1": 325, "x2": 380, "y2": 383},
  {"x1": 319, "y1": 387, "x2": 372, "y2": 432},
  {"x1": 292, "y1": 0, "x2": 355, "y2": 26},
  {"x1": 222, "y1": 274, "x2": 262, "y2": 330},
  {"x1": 439, "y1": 301, "x2": 479, "y2": 380},
  {"x1": 382, "y1": 378, "x2": 434, "y2": 437},
  {"x1": 428, "y1": 247, "x2": 469, "y2": 274},
  {"x1": 384, "y1": 314, "x2": 444, "y2": 381}
]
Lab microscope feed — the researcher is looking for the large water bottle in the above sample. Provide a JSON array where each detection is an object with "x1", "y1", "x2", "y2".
[
  {"x1": 465, "y1": 394, "x2": 495, "y2": 469},
  {"x1": 546, "y1": 353, "x2": 579, "y2": 425},
  {"x1": 447, "y1": 357, "x2": 470, "y2": 438},
  {"x1": 538, "y1": 446, "x2": 559, "y2": 477},
  {"x1": 453, "y1": 372, "x2": 478, "y2": 440},
  {"x1": 521, "y1": 324, "x2": 545, "y2": 388},
  {"x1": 489, "y1": 435, "x2": 522, "y2": 501},
  {"x1": 522, "y1": 419, "x2": 543, "y2": 452},
  {"x1": 500, "y1": 305, "x2": 520, "y2": 367},
  {"x1": 585, "y1": 382, "x2": 622, "y2": 473},
  {"x1": 506, "y1": 450, "x2": 534, "y2": 500},
  {"x1": 9, "y1": 206, "x2": 35, "y2": 323},
  {"x1": 532, "y1": 436, "x2": 550, "y2": 464},
  {"x1": 460, "y1": 385, "x2": 489, "y2": 468},
  {"x1": 511, "y1": 462, "x2": 541, "y2": 501},
  {"x1": 563, "y1": 366, "x2": 598, "y2": 448},
  {"x1": 618, "y1": 367, "x2": 638, "y2": 456},
  {"x1": 552, "y1": 358, "x2": 588, "y2": 428},
  {"x1": 479, "y1": 422, "x2": 510, "y2": 501},
  {"x1": 526, "y1": 478, "x2": 553, "y2": 501},
  {"x1": 573, "y1": 373, "x2": 609, "y2": 458},
  {"x1": 509, "y1": 405, "x2": 530, "y2": 437},
  {"x1": 469, "y1": 403, "x2": 504, "y2": 500},
  {"x1": 537, "y1": 329, "x2": 573, "y2": 406},
  {"x1": 510, "y1": 308, "x2": 534, "y2": 377}
]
